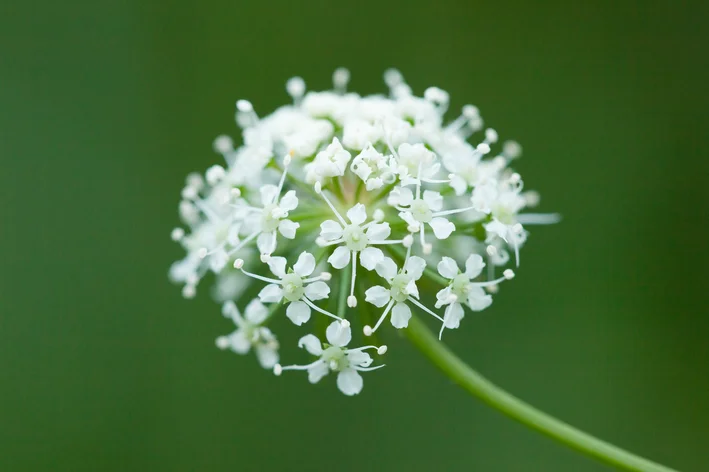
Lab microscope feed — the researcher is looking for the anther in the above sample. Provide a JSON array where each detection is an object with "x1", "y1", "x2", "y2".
[
  {"x1": 182, "y1": 285, "x2": 196, "y2": 299},
  {"x1": 206, "y1": 165, "x2": 226, "y2": 185},
  {"x1": 503, "y1": 269, "x2": 515, "y2": 280},
  {"x1": 273, "y1": 364, "x2": 283, "y2": 376},
  {"x1": 363, "y1": 325, "x2": 373, "y2": 336},
  {"x1": 213, "y1": 135, "x2": 233, "y2": 154},
  {"x1": 236, "y1": 99, "x2": 253, "y2": 113},
  {"x1": 423, "y1": 243, "x2": 433, "y2": 255},
  {"x1": 197, "y1": 248, "x2": 209, "y2": 259},
  {"x1": 260, "y1": 253, "x2": 271, "y2": 263},
  {"x1": 215, "y1": 336, "x2": 229, "y2": 350},
  {"x1": 320, "y1": 272, "x2": 332, "y2": 281},
  {"x1": 171, "y1": 228, "x2": 185, "y2": 241},
  {"x1": 486, "y1": 245, "x2": 497, "y2": 257},
  {"x1": 286, "y1": 77, "x2": 305, "y2": 100},
  {"x1": 314, "y1": 181, "x2": 322, "y2": 194},
  {"x1": 403, "y1": 234, "x2": 414, "y2": 248},
  {"x1": 476, "y1": 143, "x2": 491, "y2": 155},
  {"x1": 233, "y1": 258, "x2": 244, "y2": 269},
  {"x1": 347, "y1": 295, "x2": 357, "y2": 308},
  {"x1": 485, "y1": 128, "x2": 498, "y2": 143},
  {"x1": 377, "y1": 345, "x2": 388, "y2": 355},
  {"x1": 373, "y1": 209, "x2": 385, "y2": 221}
]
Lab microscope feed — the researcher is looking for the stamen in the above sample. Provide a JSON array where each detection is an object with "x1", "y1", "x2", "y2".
[
  {"x1": 314, "y1": 182, "x2": 347, "y2": 226},
  {"x1": 364, "y1": 299, "x2": 395, "y2": 336},
  {"x1": 353, "y1": 364, "x2": 386, "y2": 372},
  {"x1": 235, "y1": 264, "x2": 282, "y2": 284},
  {"x1": 408, "y1": 297, "x2": 444, "y2": 323},
  {"x1": 171, "y1": 228, "x2": 185, "y2": 242},
  {"x1": 285, "y1": 77, "x2": 305, "y2": 105},
  {"x1": 332, "y1": 67, "x2": 350, "y2": 94},
  {"x1": 347, "y1": 252, "x2": 358, "y2": 307},
  {"x1": 274, "y1": 359, "x2": 323, "y2": 375},
  {"x1": 226, "y1": 230, "x2": 261, "y2": 256},
  {"x1": 302, "y1": 297, "x2": 344, "y2": 322},
  {"x1": 433, "y1": 206, "x2": 475, "y2": 217},
  {"x1": 516, "y1": 213, "x2": 561, "y2": 225}
]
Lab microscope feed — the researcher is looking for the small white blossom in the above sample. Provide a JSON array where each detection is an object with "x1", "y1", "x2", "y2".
[
  {"x1": 274, "y1": 321, "x2": 386, "y2": 396},
  {"x1": 304, "y1": 137, "x2": 352, "y2": 183},
  {"x1": 435, "y1": 255, "x2": 515, "y2": 339},
  {"x1": 216, "y1": 299, "x2": 279, "y2": 369}
]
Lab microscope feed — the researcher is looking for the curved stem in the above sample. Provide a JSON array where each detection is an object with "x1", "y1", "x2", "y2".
[{"x1": 404, "y1": 315, "x2": 678, "y2": 472}]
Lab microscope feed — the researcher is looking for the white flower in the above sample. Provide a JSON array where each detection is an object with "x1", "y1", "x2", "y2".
[
  {"x1": 170, "y1": 68, "x2": 557, "y2": 393},
  {"x1": 363, "y1": 254, "x2": 444, "y2": 335},
  {"x1": 304, "y1": 137, "x2": 352, "y2": 183},
  {"x1": 216, "y1": 299, "x2": 279, "y2": 369},
  {"x1": 234, "y1": 252, "x2": 344, "y2": 327},
  {"x1": 350, "y1": 144, "x2": 396, "y2": 191},
  {"x1": 274, "y1": 321, "x2": 386, "y2": 396},
  {"x1": 435, "y1": 255, "x2": 515, "y2": 339}
]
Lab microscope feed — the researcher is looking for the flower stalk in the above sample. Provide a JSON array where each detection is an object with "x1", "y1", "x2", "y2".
[{"x1": 404, "y1": 315, "x2": 678, "y2": 472}]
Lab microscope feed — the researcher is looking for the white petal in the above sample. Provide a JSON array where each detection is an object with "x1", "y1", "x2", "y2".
[
  {"x1": 443, "y1": 302, "x2": 465, "y2": 329},
  {"x1": 227, "y1": 331, "x2": 251, "y2": 354},
  {"x1": 258, "y1": 284, "x2": 283, "y2": 303},
  {"x1": 450, "y1": 175, "x2": 467, "y2": 196},
  {"x1": 278, "y1": 190, "x2": 298, "y2": 211},
  {"x1": 435, "y1": 286, "x2": 454, "y2": 308},
  {"x1": 390, "y1": 302, "x2": 412, "y2": 329},
  {"x1": 293, "y1": 251, "x2": 316, "y2": 277},
  {"x1": 278, "y1": 220, "x2": 299, "y2": 239},
  {"x1": 398, "y1": 210, "x2": 418, "y2": 228},
  {"x1": 365, "y1": 222, "x2": 391, "y2": 241},
  {"x1": 328, "y1": 246, "x2": 351, "y2": 269},
  {"x1": 297, "y1": 334, "x2": 323, "y2": 356},
  {"x1": 396, "y1": 186, "x2": 414, "y2": 206},
  {"x1": 320, "y1": 220, "x2": 343, "y2": 241},
  {"x1": 359, "y1": 247, "x2": 384, "y2": 271},
  {"x1": 256, "y1": 231, "x2": 273, "y2": 254},
  {"x1": 326, "y1": 321, "x2": 352, "y2": 347},
  {"x1": 374, "y1": 257, "x2": 398, "y2": 280},
  {"x1": 364, "y1": 285, "x2": 391, "y2": 308},
  {"x1": 437, "y1": 257, "x2": 460, "y2": 279},
  {"x1": 404, "y1": 278, "x2": 419, "y2": 299},
  {"x1": 337, "y1": 368, "x2": 363, "y2": 396},
  {"x1": 429, "y1": 217, "x2": 456, "y2": 239},
  {"x1": 244, "y1": 299, "x2": 268, "y2": 324},
  {"x1": 304, "y1": 281, "x2": 330, "y2": 300},
  {"x1": 423, "y1": 190, "x2": 443, "y2": 211},
  {"x1": 467, "y1": 286, "x2": 492, "y2": 311},
  {"x1": 404, "y1": 256, "x2": 426, "y2": 280},
  {"x1": 308, "y1": 362, "x2": 329, "y2": 384},
  {"x1": 259, "y1": 184, "x2": 279, "y2": 206},
  {"x1": 255, "y1": 345, "x2": 279, "y2": 369},
  {"x1": 286, "y1": 300, "x2": 311, "y2": 325},
  {"x1": 346, "y1": 350, "x2": 372, "y2": 368},
  {"x1": 266, "y1": 256, "x2": 287, "y2": 278},
  {"x1": 464, "y1": 254, "x2": 486, "y2": 279},
  {"x1": 346, "y1": 203, "x2": 367, "y2": 225}
]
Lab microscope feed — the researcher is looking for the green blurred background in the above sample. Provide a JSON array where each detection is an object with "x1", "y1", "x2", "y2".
[{"x1": 1, "y1": 1, "x2": 708, "y2": 470}]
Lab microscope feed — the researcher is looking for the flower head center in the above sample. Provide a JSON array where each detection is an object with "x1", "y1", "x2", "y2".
[
  {"x1": 390, "y1": 274, "x2": 412, "y2": 302},
  {"x1": 343, "y1": 224, "x2": 369, "y2": 251},
  {"x1": 261, "y1": 203, "x2": 283, "y2": 232},
  {"x1": 322, "y1": 346, "x2": 348, "y2": 371},
  {"x1": 451, "y1": 273, "x2": 472, "y2": 298},
  {"x1": 411, "y1": 199, "x2": 432, "y2": 223},
  {"x1": 281, "y1": 273, "x2": 304, "y2": 302}
]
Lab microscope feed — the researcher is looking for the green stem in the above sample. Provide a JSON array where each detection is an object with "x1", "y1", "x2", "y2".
[{"x1": 404, "y1": 315, "x2": 678, "y2": 472}]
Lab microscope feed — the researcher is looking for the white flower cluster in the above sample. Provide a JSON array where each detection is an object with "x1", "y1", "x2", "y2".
[{"x1": 170, "y1": 69, "x2": 558, "y2": 396}]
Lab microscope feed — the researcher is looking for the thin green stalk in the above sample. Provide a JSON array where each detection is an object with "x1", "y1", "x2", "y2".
[{"x1": 404, "y1": 315, "x2": 678, "y2": 472}]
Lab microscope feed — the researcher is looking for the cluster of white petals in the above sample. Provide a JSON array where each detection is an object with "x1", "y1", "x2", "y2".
[{"x1": 170, "y1": 68, "x2": 557, "y2": 395}]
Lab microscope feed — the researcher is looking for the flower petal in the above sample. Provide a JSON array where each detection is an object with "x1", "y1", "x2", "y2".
[
  {"x1": 391, "y1": 302, "x2": 412, "y2": 329},
  {"x1": 226, "y1": 331, "x2": 250, "y2": 354},
  {"x1": 278, "y1": 190, "x2": 298, "y2": 211},
  {"x1": 259, "y1": 184, "x2": 279, "y2": 206},
  {"x1": 266, "y1": 256, "x2": 287, "y2": 278},
  {"x1": 337, "y1": 368, "x2": 363, "y2": 396},
  {"x1": 293, "y1": 251, "x2": 316, "y2": 277},
  {"x1": 464, "y1": 254, "x2": 485, "y2": 279},
  {"x1": 308, "y1": 361, "x2": 329, "y2": 384},
  {"x1": 443, "y1": 302, "x2": 465, "y2": 329},
  {"x1": 429, "y1": 217, "x2": 456, "y2": 239},
  {"x1": 304, "y1": 281, "x2": 330, "y2": 300},
  {"x1": 346, "y1": 350, "x2": 372, "y2": 368},
  {"x1": 364, "y1": 285, "x2": 391, "y2": 308},
  {"x1": 423, "y1": 190, "x2": 443, "y2": 211},
  {"x1": 286, "y1": 300, "x2": 311, "y2": 325},
  {"x1": 278, "y1": 219, "x2": 299, "y2": 239},
  {"x1": 437, "y1": 257, "x2": 459, "y2": 279},
  {"x1": 326, "y1": 321, "x2": 351, "y2": 347},
  {"x1": 374, "y1": 257, "x2": 398, "y2": 280},
  {"x1": 328, "y1": 246, "x2": 351, "y2": 269},
  {"x1": 346, "y1": 203, "x2": 367, "y2": 225},
  {"x1": 297, "y1": 334, "x2": 323, "y2": 355},
  {"x1": 257, "y1": 231, "x2": 275, "y2": 254},
  {"x1": 244, "y1": 299, "x2": 268, "y2": 324},
  {"x1": 255, "y1": 345, "x2": 279, "y2": 369},
  {"x1": 467, "y1": 286, "x2": 492, "y2": 311},
  {"x1": 365, "y1": 222, "x2": 391, "y2": 241},
  {"x1": 359, "y1": 247, "x2": 384, "y2": 271},
  {"x1": 404, "y1": 256, "x2": 426, "y2": 280},
  {"x1": 320, "y1": 220, "x2": 343, "y2": 241},
  {"x1": 258, "y1": 284, "x2": 283, "y2": 303}
]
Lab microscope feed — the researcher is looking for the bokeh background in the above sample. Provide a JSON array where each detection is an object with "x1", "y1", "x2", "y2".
[{"x1": 2, "y1": 1, "x2": 708, "y2": 471}]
